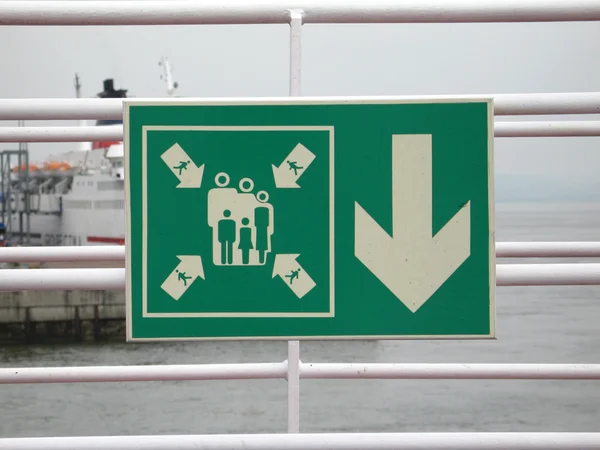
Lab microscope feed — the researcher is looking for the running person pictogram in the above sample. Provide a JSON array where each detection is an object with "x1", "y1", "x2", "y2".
[
  {"x1": 287, "y1": 160, "x2": 303, "y2": 176},
  {"x1": 173, "y1": 160, "x2": 191, "y2": 176},
  {"x1": 284, "y1": 268, "x2": 301, "y2": 285},
  {"x1": 176, "y1": 269, "x2": 192, "y2": 286}
]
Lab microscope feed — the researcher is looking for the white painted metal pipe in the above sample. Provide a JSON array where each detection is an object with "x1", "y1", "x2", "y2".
[
  {"x1": 0, "y1": 93, "x2": 599, "y2": 120},
  {"x1": 0, "y1": 264, "x2": 599, "y2": 291},
  {"x1": 2, "y1": 432, "x2": 600, "y2": 450},
  {"x1": 0, "y1": 363, "x2": 286, "y2": 384},
  {"x1": 0, "y1": 125, "x2": 121, "y2": 142},
  {"x1": 2, "y1": 242, "x2": 600, "y2": 263},
  {"x1": 495, "y1": 120, "x2": 600, "y2": 137},
  {"x1": 287, "y1": 7, "x2": 303, "y2": 435},
  {"x1": 492, "y1": 92, "x2": 600, "y2": 116},
  {"x1": 496, "y1": 263, "x2": 600, "y2": 286},
  {"x1": 496, "y1": 242, "x2": 600, "y2": 258},
  {"x1": 1, "y1": 363, "x2": 599, "y2": 385},
  {"x1": 1, "y1": 121, "x2": 599, "y2": 142},
  {"x1": 0, "y1": 268, "x2": 125, "y2": 291},
  {"x1": 1, "y1": 0, "x2": 600, "y2": 25},
  {"x1": 0, "y1": 245, "x2": 126, "y2": 262},
  {"x1": 300, "y1": 363, "x2": 600, "y2": 380},
  {"x1": 0, "y1": 98, "x2": 122, "y2": 120}
]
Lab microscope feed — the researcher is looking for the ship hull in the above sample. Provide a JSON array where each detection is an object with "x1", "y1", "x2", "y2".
[{"x1": 7, "y1": 171, "x2": 125, "y2": 247}]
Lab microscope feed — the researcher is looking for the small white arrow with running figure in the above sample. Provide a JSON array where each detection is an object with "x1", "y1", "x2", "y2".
[
  {"x1": 161, "y1": 255, "x2": 205, "y2": 301},
  {"x1": 272, "y1": 253, "x2": 316, "y2": 299},
  {"x1": 355, "y1": 134, "x2": 471, "y2": 313},
  {"x1": 161, "y1": 143, "x2": 204, "y2": 188},
  {"x1": 271, "y1": 143, "x2": 316, "y2": 188}
]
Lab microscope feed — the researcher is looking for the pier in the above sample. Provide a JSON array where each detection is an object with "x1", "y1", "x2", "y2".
[
  {"x1": 0, "y1": 257, "x2": 125, "y2": 344},
  {"x1": 0, "y1": 289, "x2": 124, "y2": 344}
]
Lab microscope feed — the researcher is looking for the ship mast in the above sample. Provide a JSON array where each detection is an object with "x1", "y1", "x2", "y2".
[
  {"x1": 74, "y1": 73, "x2": 91, "y2": 153},
  {"x1": 158, "y1": 57, "x2": 179, "y2": 96},
  {"x1": 74, "y1": 73, "x2": 82, "y2": 99}
]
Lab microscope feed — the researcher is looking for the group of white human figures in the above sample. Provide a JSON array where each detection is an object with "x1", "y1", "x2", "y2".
[{"x1": 207, "y1": 172, "x2": 275, "y2": 267}]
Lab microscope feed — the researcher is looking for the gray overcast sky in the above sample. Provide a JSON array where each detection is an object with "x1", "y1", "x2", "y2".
[{"x1": 0, "y1": 14, "x2": 599, "y2": 186}]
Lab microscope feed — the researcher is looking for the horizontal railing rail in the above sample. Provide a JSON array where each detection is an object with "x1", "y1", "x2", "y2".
[
  {"x1": 1, "y1": 363, "x2": 600, "y2": 384},
  {"x1": 1, "y1": 0, "x2": 600, "y2": 25},
  {"x1": 497, "y1": 242, "x2": 600, "y2": 258},
  {"x1": 1, "y1": 264, "x2": 599, "y2": 291},
  {"x1": 0, "y1": 93, "x2": 599, "y2": 120},
  {"x1": 2, "y1": 432, "x2": 600, "y2": 450},
  {"x1": 2, "y1": 120, "x2": 600, "y2": 141},
  {"x1": 0, "y1": 246, "x2": 126, "y2": 263},
  {"x1": 2, "y1": 242, "x2": 600, "y2": 263},
  {"x1": 494, "y1": 121, "x2": 600, "y2": 137}
]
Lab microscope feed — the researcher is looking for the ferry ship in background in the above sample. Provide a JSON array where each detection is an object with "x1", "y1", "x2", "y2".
[{"x1": 0, "y1": 58, "x2": 178, "y2": 247}]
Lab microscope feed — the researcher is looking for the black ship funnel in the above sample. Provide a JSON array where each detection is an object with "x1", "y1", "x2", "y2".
[{"x1": 97, "y1": 79, "x2": 128, "y2": 98}]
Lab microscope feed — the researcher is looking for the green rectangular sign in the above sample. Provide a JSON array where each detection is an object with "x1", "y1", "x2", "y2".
[{"x1": 123, "y1": 96, "x2": 496, "y2": 342}]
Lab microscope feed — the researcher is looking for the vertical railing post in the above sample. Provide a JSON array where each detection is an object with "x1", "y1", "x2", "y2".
[
  {"x1": 286, "y1": 8, "x2": 303, "y2": 435},
  {"x1": 289, "y1": 9, "x2": 303, "y2": 97}
]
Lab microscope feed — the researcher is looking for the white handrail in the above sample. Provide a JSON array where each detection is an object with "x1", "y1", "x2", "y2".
[
  {"x1": 0, "y1": 268, "x2": 124, "y2": 290},
  {"x1": 497, "y1": 263, "x2": 600, "y2": 286},
  {"x1": 496, "y1": 242, "x2": 600, "y2": 258},
  {"x1": 0, "y1": 126, "x2": 121, "y2": 142},
  {"x1": 490, "y1": 92, "x2": 600, "y2": 115},
  {"x1": 1, "y1": 363, "x2": 600, "y2": 384},
  {"x1": 0, "y1": 264, "x2": 599, "y2": 291},
  {"x1": 300, "y1": 363, "x2": 600, "y2": 380},
  {"x1": 2, "y1": 432, "x2": 600, "y2": 450},
  {"x1": 0, "y1": 245, "x2": 126, "y2": 262},
  {"x1": 1, "y1": 0, "x2": 600, "y2": 25},
  {"x1": 494, "y1": 121, "x2": 600, "y2": 137},
  {"x1": 1, "y1": 121, "x2": 599, "y2": 142},
  {"x1": 0, "y1": 363, "x2": 287, "y2": 384},
  {"x1": 2, "y1": 242, "x2": 600, "y2": 263},
  {"x1": 0, "y1": 93, "x2": 599, "y2": 120}
]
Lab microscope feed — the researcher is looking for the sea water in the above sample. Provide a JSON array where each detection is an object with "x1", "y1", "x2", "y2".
[{"x1": 1, "y1": 202, "x2": 599, "y2": 436}]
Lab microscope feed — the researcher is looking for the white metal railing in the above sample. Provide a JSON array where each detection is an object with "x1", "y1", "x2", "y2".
[
  {"x1": 2, "y1": 362, "x2": 600, "y2": 384},
  {"x1": 2, "y1": 264, "x2": 600, "y2": 291},
  {"x1": 2, "y1": 120, "x2": 600, "y2": 142},
  {"x1": 1, "y1": 242, "x2": 600, "y2": 263},
  {"x1": 1, "y1": 0, "x2": 600, "y2": 25},
  {"x1": 4, "y1": 432, "x2": 600, "y2": 450},
  {"x1": 1, "y1": 92, "x2": 599, "y2": 119},
  {"x1": 1, "y1": 0, "x2": 600, "y2": 446}
]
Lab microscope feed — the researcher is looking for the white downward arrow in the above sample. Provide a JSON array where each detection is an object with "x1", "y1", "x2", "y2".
[
  {"x1": 271, "y1": 143, "x2": 316, "y2": 188},
  {"x1": 160, "y1": 143, "x2": 205, "y2": 188},
  {"x1": 272, "y1": 253, "x2": 316, "y2": 299},
  {"x1": 354, "y1": 134, "x2": 471, "y2": 313},
  {"x1": 161, "y1": 255, "x2": 205, "y2": 301}
]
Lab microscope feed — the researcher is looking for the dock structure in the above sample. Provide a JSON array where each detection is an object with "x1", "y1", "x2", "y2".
[
  {"x1": 0, "y1": 0, "x2": 600, "y2": 447},
  {"x1": 0, "y1": 289, "x2": 125, "y2": 344}
]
